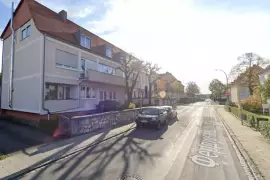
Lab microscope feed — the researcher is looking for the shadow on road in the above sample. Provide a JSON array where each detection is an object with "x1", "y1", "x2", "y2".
[
  {"x1": 128, "y1": 124, "x2": 168, "y2": 140},
  {"x1": 0, "y1": 120, "x2": 52, "y2": 155},
  {"x1": 24, "y1": 130, "x2": 159, "y2": 180}
]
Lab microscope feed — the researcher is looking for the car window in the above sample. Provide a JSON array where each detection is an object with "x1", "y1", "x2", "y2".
[{"x1": 140, "y1": 108, "x2": 160, "y2": 115}]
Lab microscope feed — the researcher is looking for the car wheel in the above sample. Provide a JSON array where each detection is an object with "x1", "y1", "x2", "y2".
[{"x1": 156, "y1": 121, "x2": 161, "y2": 130}]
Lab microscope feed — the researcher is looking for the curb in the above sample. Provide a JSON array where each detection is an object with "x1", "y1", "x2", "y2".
[
  {"x1": 3, "y1": 124, "x2": 136, "y2": 180},
  {"x1": 215, "y1": 108, "x2": 264, "y2": 180}
]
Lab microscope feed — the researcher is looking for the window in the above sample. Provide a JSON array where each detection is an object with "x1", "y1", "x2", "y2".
[
  {"x1": 109, "y1": 92, "x2": 113, "y2": 100},
  {"x1": 80, "y1": 86, "x2": 96, "y2": 99},
  {"x1": 106, "y1": 47, "x2": 112, "y2": 58},
  {"x1": 86, "y1": 87, "x2": 91, "y2": 98},
  {"x1": 58, "y1": 85, "x2": 65, "y2": 100},
  {"x1": 66, "y1": 86, "x2": 71, "y2": 99},
  {"x1": 45, "y1": 84, "x2": 57, "y2": 100},
  {"x1": 80, "y1": 87, "x2": 85, "y2": 98},
  {"x1": 80, "y1": 35, "x2": 91, "y2": 49},
  {"x1": 22, "y1": 25, "x2": 31, "y2": 40},
  {"x1": 56, "y1": 50, "x2": 78, "y2": 70},
  {"x1": 100, "y1": 91, "x2": 107, "y2": 100},
  {"x1": 99, "y1": 64, "x2": 116, "y2": 75},
  {"x1": 113, "y1": 92, "x2": 116, "y2": 100},
  {"x1": 91, "y1": 88, "x2": 96, "y2": 98},
  {"x1": 45, "y1": 83, "x2": 73, "y2": 100}
]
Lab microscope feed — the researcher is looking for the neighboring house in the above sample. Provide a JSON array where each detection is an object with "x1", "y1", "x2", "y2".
[
  {"x1": 132, "y1": 72, "x2": 151, "y2": 106},
  {"x1": 0, "y1": 0, "x2": 133, "y2": 120},
  {"x1": 153, "y1": 72, "x2": 185, "y2": 105},
  {"x1": 259, "y1": 65, "x2": 270, "y2": 85},
  {"x1": 230, "y1": 65, "x2": 263, "y2": 104}
]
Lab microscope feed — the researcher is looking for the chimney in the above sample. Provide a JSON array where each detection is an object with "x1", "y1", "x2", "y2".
[{"x1": 59, "y1": 10, "x2": 67, "y2": 21}]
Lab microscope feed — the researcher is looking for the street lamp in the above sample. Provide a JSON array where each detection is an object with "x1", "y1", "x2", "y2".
[{"x1": 215, "y1": 69, "x2": 230, "y2": 106}]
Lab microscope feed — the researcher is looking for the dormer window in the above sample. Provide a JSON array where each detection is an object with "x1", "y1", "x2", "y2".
[
  {"x1": 80, "y1": 34, "x2": 91, "y2": 49},
  {"x1": 106, "y1": 47, "x2": 112, "y2": 58}
]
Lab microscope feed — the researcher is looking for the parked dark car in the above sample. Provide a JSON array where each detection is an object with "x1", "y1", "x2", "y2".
[
  {"x1": 136, "y1": 106, "x2": 168, "y2": 130},
  {"x1": 96, "y1": 100, "x2": 122, "y2": 112},
  {"x1": 162, "y1": 106, "x2": 177, "y2": 120}
]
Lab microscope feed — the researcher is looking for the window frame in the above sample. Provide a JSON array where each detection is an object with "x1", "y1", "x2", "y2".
[
  {"x1": 80, "y1": 34, "x2": 91, "y2": 49},
  {"x1": 45, "y1": 83, "x2": 73, "y2": 100},
  {"x1": 106, "y1": 47, "x2": 112, "y2": 58},
  {"x1": 80, "y1": 86, "x2": 97, "y2": 99},
  {"x1": 21, "y1": 25, "x2": 31, "y2": 40}
]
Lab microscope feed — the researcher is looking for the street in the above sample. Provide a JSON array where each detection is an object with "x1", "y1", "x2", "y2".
[{"x1": 20, "y1": 102, "x2": 251, "y2": 180}]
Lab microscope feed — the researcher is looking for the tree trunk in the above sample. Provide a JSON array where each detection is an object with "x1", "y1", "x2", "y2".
[
  {"x1": 127, "y1": 91, "x2": 133, "y2": 104},
  {"x1": 149, "y1": 84, "x2": 152, "y2": 105},
  {"x1": 249, "y1": 86, "x2": 253, "y2": 96}
]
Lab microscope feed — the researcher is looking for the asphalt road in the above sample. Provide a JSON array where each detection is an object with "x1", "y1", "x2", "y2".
[{"x1": 20, "y1": 102, "x2": 251, "y2": 180}]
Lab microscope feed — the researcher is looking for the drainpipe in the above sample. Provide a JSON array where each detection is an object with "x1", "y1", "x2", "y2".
[
  {"x1": 9, "y1": 2, "x2": 15, "y2": 108},
  {"x1": 41, "y1": 34, "x2": 50, "y2": 120}
]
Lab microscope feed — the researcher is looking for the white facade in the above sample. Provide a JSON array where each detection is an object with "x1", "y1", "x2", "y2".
[{"x1": 2, "y1": 19, "x2": 126, "y2": 115}]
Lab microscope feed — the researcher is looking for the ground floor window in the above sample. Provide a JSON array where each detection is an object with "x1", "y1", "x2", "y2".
[
  {"x1": 45, "y1": 83, "x2": 74, "y2": 100},
  {"x1": 80, "y1": 86, "x2": 96, "y2": 99},
  {"x1": 109, "y1": 92, "x2": 116, "y2": 100},
  {"x1": 100, "y1": 91, "x2": 107, "y2": 100}
]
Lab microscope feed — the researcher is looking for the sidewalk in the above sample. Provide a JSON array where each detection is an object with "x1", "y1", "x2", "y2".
[
  {"x1": 0, "y1": 123, "x2": 135, "y2": 179},
  {"x1": 217, "y1": 107, "x2": 270, "y2": 180}
]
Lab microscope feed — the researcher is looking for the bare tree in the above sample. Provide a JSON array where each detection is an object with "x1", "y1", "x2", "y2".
[
  {"x1": 145, "y1": 62, "x2": 161, "y2": 105},
  {"x1": 118, "y1": 54, "x2": 146, "y2": 104},
  {"x1": 230, "y1": 52, "x2": 268, "y2": 95}
]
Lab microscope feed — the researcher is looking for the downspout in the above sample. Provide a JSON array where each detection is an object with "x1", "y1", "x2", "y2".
[
  {"x1": 41, "y1": 34, "x2": 50, "y2": 120},
  {"x1": 9, "y1": 2, "x2": 15, "y2": 108}
]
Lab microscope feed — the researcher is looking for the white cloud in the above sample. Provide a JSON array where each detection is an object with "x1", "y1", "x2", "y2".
[
  {"x1": 37, "y1": 0, "x2": 93, "y2": 18},
  {"x1": 86, "y1": 0, "x2": 270, "y2": 93}
]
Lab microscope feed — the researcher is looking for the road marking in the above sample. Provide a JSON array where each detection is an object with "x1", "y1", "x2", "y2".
[{"x1": 162, "y1": 107, "x2": 204, "y2": 180}]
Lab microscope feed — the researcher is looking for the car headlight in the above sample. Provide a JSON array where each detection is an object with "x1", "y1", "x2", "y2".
[{"x1": 152, "y1": 117, "x2": 157, "y2": 120}]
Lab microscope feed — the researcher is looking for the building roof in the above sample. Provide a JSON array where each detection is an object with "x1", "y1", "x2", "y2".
[
  {"x1": 258, "y1": 64, "x2": 270, "y2": 75},
  {"x1": 0, "y1": 0, "x2": 126, "y2": 62}
]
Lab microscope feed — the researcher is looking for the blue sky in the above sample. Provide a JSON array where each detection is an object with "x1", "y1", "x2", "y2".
[{"x1": 1, "y1": 0, "x2": 270, "y2": 93}]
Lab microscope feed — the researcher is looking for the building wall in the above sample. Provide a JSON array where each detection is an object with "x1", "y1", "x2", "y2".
[
  {"x1": 259, "y1": 70, "x2": 270, "y2": 85},
  {"x1": 2, "y1": 19, "x2": 43, "y2": 113},
  {"x1": 41, "y1": 36, "x2": 125, "y2": 114}
]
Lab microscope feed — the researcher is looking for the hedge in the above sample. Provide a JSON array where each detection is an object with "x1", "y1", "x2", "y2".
[{"x1": 228, "y1": 106, "x2": 270, "y2": 139}]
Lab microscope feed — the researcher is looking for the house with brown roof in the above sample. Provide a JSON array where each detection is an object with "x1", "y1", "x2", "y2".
[
  {"x1": 153, "y1": 72, "x2": 185, "y2": 105},
  {"x1": 0, "y1": 0, "x2": 134, "y2": 120}
]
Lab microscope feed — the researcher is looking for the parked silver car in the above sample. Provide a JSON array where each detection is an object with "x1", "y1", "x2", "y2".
[
  {"x1": 162, "y1": 106, "x2": 178, "y2": 120},
  {"x1": 136, "y1": 106, "x2": 168, "y2": 130}
]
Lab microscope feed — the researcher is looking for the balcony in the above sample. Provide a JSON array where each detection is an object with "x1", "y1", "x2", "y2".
[{"x1": 87, "y1": 70, "x2": 125, "y2": 86}]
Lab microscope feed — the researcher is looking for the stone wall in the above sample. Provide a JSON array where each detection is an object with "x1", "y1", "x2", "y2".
[{"x1": 58, "y1": 109, "x2": 139, "y2": 136}]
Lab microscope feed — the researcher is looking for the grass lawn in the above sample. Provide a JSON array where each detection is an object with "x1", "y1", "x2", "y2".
[{"x1": 0, "y1": 153, "x2": 8, "y2": 160}]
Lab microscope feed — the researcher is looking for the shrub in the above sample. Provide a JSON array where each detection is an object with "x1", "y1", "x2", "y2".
[
  {"x1": 259, "y1": 121, "x2": 270, "y2": 139},
  {"x1": 241, "y1": 96, "x2": 262, "y2": 113},
  {"x1": 128, "y1": 102, "x2": 136, "y2": 109}
]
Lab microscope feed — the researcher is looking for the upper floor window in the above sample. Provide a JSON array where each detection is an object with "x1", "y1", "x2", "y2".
[
  {"x1": 80, "y1": 35, "x2": 91, "y2": 49},
  {"x1": 56, "y1": 49, "x2": 78, "y2": 70},
  {"x1": 22, "y1": 25, "x2": 31, "y2": 40},
  {"x1": 106, "y1": 47, "x2": 112, "y2": 58},
  {"x1": 99, "y1": 64, "x2": 116, "y2": 75}
]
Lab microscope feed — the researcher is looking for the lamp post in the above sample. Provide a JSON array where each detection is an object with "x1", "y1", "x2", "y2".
[{"x1": 215, "y1": 69, "x2": 230, "y2": 106}]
